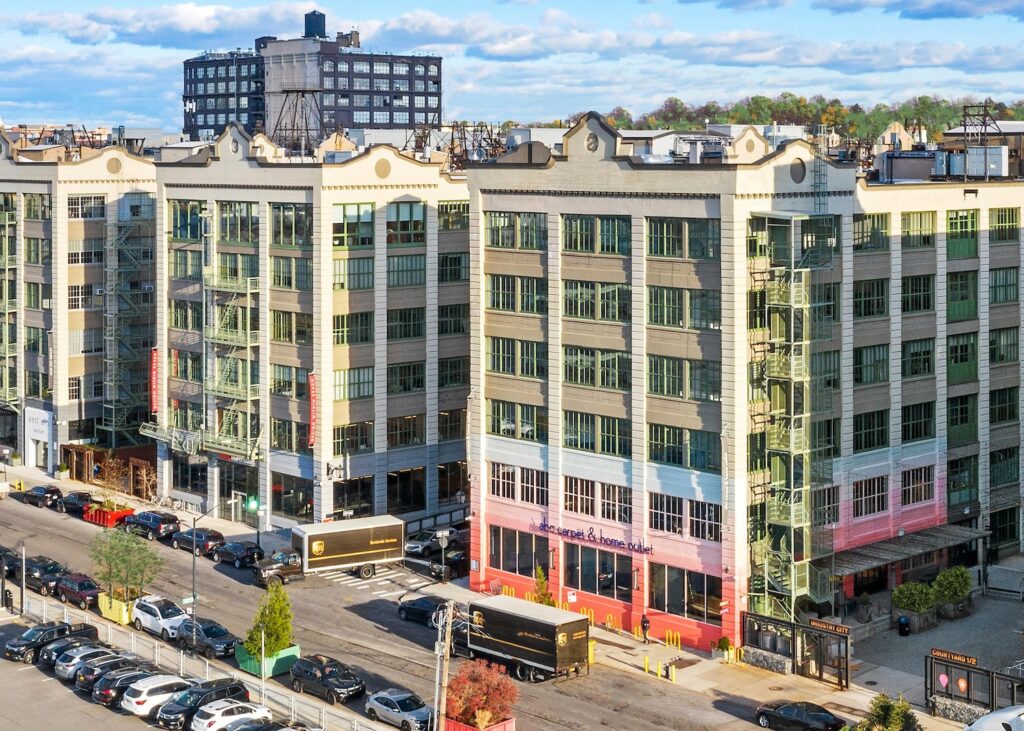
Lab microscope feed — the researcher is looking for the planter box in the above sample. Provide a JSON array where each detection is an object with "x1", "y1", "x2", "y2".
[
  {"x1": 84, "y1": 506, "x2": 134, "y2": 528},
  {"x1": 57, "y1": 470, "x2": 70, "y2": 480},
  {"x1": 937, "y1": 600, "x2": 972, "y2": 620},
  {"x1": 891, "y1": 606, "x2": 937, "y2": 633},
  {"x1": 446, "y1": 718, "x2": 516, "y2": 731},
  {"x1": 234, "y1": 643, "x2": 300, "y2": 678},
  {"x1": 98, "y1": 593, "x2": 134, "y2": 625}
]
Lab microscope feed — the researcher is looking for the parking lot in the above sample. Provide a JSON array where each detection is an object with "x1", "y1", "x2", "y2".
[{"x1": 0, "y1": 619, "x2": 143, "y2": 730}]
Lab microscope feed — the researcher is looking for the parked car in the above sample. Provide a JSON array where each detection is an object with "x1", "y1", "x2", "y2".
[
  {"x1": 75, "y1": 654, "x2": 140, "y2": 693},
  {"x1": 124, "y1": 511, "x2": 181, "y2": 541},
  {"x1": 171, "y1": 528, "x2": 226, "y2": 557},
  {"x1": 965, "y1": 705, "x2": 1024, "y2": 731},
  {"x1": 177, "y1": 617, "x2": 239, "y2": 659},
  {"x1": 14, "y1": 555, "x2": 66, "y2": 593},
  {"x1": 755, "y1": 701, "x2": 847, "y2": 731},
  {"x1": 0, "y1": 545, "x2": 17, "y2": 575},
  {"x1": 289, "y1": 654, "x2": 365, "y2": 705},
  {"x1": 4, "y1": 621, "x2": 97, "y2": 664},
  {"x1": 213, "y1": 541, "x2": 264, "y2": 569},
  {"x1": 364, "y1": 689, "x2": 433, "y2": 731},
  {"x1": 54, "y1": 573, "x2": 101, "y2": 609},
  {"x1": 154, "y1": 677, "x2": 251, "y2": 730},
  {"x1": 132, "y1": 595, "x2": 189, "y2": 641},
  {"x1": 404, "y1": 527, "x2": 459, "y2": 557},
  {"x1": 189, "y1": 699, "x2": 272, "y2": 731},
  {"x1": 429, "y1": 549, "x2": 469, "y2": 580},
  {"x1": 92, "y1": 667, "x2": 155, "y2": 707},
  {"x1": 120, "y1": 674, "x2": 197, "y2": 720},
  {"x1": 39, "y1": 634, "x2": 103, "y2": 667},
  {"x1": 55, "y1": 490, "x2": 98, "y2": 515},
  {"x1": 55, "y1": 645, "x2": 117, "y2": 680},
  {"x1": 23, "y1": 484, "x2": 62, "y2": 508},
  {"x1": 397, "y1": 596, "x2": 447, "y2": 627}
]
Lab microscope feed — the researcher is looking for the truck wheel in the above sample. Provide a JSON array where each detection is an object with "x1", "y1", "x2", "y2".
[
  {"x1": 267, "y1": 576, "x2": 283, "y2": 587},
  {"x1": 359, "y1": 565, "x2": 375, "y2": 580},
  {"x1": 78, "y1": 598, "x2": 88, "y2": 611},
  {"x1": 24, "y1": 649, "x2": 36, "y2": 664},
  {"x1": 326, "y1": 691, "x2": 337, "y2": 706},
  {"x1": 39, "y1": 585, "x2": 49, "y2": 597},
  {"x1": 529, "y1": 668, "x2": 546, "y2": 683},
  {"x1": 291, "y1": 679, "x2": 302, "y2": 694},
  {"x1": 147, "y1": 530, "x2": 155, "y2": 541},
  {"x1": 59, "y1": 592, "x2": 67, "y2": 604},
  {"x1": 514, "y1": 662, "x2": 530, "y2": 682}
]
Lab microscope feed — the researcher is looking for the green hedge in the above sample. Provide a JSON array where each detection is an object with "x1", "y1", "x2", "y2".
[
  {"x1": 891, "y1": 582, "x2": 934, "y2": 613},
  {"x1": 932, "y1": 565, "x2": 971, "y2": 604}
]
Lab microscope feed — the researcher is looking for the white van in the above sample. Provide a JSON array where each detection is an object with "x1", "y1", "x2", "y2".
[{"x1": 120, "y1": 673, "x2": 195, "y2": 719}]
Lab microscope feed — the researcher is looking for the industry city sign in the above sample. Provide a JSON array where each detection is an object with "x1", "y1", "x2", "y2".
[{"x1": 535, "y1": 520, "x2": 655, "y2": 556}]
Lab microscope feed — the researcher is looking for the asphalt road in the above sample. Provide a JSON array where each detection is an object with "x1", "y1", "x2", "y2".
[{"x1": 0, "y1": 494, "x2": 756, "y2": 731}]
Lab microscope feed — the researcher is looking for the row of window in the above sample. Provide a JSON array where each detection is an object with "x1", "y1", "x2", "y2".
[
  {"x1": 321, "y1": 59, "x2": 439, "y2": 76},
  {"x1": 330, "y1": 410, "x2": 466, "y2": 457},
  {"x1": 849, "y1": 269, "x2": 1018, "y2": 321},
  {"x1": 484, "y1": 212, "x2": 720, "y2": 259},
  {"x1": 850, "y1": 208, "x2": 1020, "y2": 253}
]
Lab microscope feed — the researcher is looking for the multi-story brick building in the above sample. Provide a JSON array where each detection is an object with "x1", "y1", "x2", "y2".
[
  {"x1": 0, "y1": 137, "x2": 157, "y2": 471},
  {"x1": 142, "y1": 125, "x2": 470, "y2": 531},
  {"x1": 467, "y1": 113, "x2": 995, "y2": 654}
]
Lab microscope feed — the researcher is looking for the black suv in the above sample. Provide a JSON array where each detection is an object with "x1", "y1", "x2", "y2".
[
  {"x1": 213, "y1": 541, "x2": 264, "y2": 568},
  {"x1": 290, "y1": 654, "x2": 365, "y2": 705},
  {"x1": 16, "y1": 555, "x2": 66, "y2": 593},
  {"x1": 92, "y1": 667, "x2": 155, "y2": 706},
  {"x1": 4, "y1": 621, "x2": 98, "y2": 664},
  {"x1": 39, "y1": 634, "x2": 103, "y2": 667},
  {"x1": 123, "y1": 511, "x2": 181, "y2": 541},
  {"x1": 171, "y1": 528, "x2": 225, "y2": 557},
  {"x1": 55, "y1": 490, "x2": 97, "y2": 516},
  {"x1": 154, "y1": 677, "x2": 250, "y2": 729},
  {"x1": 75, "y1": 655, "x2": 141, "y2": 693},
  {"x1": 23, "y1": 484, "x2": 62, "y2": 508},
  {"x1": 177, "y1": 617, "x2": 239, "y2": 659}
]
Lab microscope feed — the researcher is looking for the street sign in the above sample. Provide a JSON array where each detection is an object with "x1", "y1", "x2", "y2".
[
  {"x1": 438, "y1": 535, "x2": 449, "y2": 550},
  {"x1": 182, "y1": 596, "x2": 196, "y2": 605},
  {"x1": 566, "y1": 591, "x2": 577, "y2": 604}
]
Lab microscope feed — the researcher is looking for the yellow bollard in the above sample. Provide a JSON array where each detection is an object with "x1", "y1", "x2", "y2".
[
  {"x1": 671, "y1": 665, "x2": 677, "y2": 683},
  {"x1": 644, "y1": 655, "x2": 650, "y2": 673},
  {"x1": 656, "y1": 661, "x2": 662, "y2": 677},
  {"x1": 633, "y1": 625, "x2": 643, "y2": 641},
  {"x1": 588, "y1": 639, "x2": 596, "y2": 664}
]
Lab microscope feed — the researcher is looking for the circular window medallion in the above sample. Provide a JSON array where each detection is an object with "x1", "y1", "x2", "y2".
[
  {"x1": 375, "y1": 158, "x2": 391, "y2": 179},
  {"x1": 585, "y1": 133, "x2": 598, "y2": 153},
  {"x1": 230, "y1": 139, "x2": 239, "y2": 154},
  {"x1": 790, "y1": 158, "x2": 807, "y2": 184},
  {"x1": 106, "y1": 157, "x2": 122, "y2": 174},
  {"x1": 746, "y1": 139, "x2": 756, "y2": 153}
]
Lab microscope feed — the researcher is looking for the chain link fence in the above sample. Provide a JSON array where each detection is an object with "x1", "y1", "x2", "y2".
[{"x1": 17, "y1": 593, "x2": 387, "y2": 731}]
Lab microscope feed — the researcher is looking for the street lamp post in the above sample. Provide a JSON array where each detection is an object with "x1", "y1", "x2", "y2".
[
  {"x1": 190, "y1": 498, "x2": 236, "y2": 655},
  {"x1": 15, "y1": 539, "x2": 25, "y2": 616}
]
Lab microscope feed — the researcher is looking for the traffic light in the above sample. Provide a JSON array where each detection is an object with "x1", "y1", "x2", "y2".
[{"x1": 245, "y1": 496, "x2": 259, "y2": 513}]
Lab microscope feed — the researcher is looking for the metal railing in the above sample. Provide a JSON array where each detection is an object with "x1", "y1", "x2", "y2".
[
  {"x1": 204, "y1": 268, "x2": 259, "y2": 293},
  {"x1": 17, "y1": 592, "x2": 383, "y2": 731},
  {"x1": 206, "y1": 380, "x2": 260, "y2": 400},
  {"x1": 202, "y1": 429, "x2": 261, "y2": 459},
  {"x1": 204, "y1": 325, "x2": 260, "y2": 348}
]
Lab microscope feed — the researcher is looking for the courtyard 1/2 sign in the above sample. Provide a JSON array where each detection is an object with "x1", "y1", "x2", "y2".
[
  {"x1": 930, "y1": 648, "x2": 978, "y2": 666},
  {"x1": 536, "y1": 520, "x2": 655, "y2": 556}
]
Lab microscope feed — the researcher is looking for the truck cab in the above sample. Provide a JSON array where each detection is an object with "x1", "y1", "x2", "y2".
[{"x1": 253, "y1": 548, "x2": 304, "y2": 587}]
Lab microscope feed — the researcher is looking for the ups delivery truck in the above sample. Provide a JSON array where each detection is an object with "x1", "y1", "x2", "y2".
[
  {"x1": 456, "y1": 595, "x2": 590, "y2": 682},
  {"x1": 253, "y1": 516, "x2": 404, "y2": 586}
]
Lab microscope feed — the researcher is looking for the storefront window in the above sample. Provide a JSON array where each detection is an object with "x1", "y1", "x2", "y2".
[
  {"x1": 172, "y1": 454, "x2": 206, "y2": 495},
  {"x1": 563, "y1": 545, "x2": 632, "y2": 603},
  {"x1": 271, "y1": 472, "x2": 314, "y2": 523},
  {"x1": 437, "y1": 461, "x2": 467, "y2": 506},
  {"x1": 332, "y1": 475, "x2": 374, "y2": 519},
  {"x1": 489, "y1": 525, "x2": 548, "y2": 577},
  {"x1": 387, "y1": 467, "x2": 426, "y2": 514},
  {"x1": 648, "y1": 561, "x2": 722, "y2": 625}
]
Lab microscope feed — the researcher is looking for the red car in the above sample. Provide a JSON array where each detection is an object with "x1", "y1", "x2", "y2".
[{"x1": 55, "y1": 574, "x2": 101, "y2": 610}]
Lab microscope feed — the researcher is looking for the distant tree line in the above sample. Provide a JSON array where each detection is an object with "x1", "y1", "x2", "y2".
[{"x1": 541, "y1": 93, "x2": 1024, "y2": 144}]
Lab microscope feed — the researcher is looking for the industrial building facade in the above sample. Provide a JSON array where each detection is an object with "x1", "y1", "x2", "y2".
[
  {"x1": 467, "y1": 114, "x2": 999, "y2": 651},
  {"x1": 142, "y1": 126, "x2": 470, "y2": 531},
  {"x1": 183, "y1": 10, "x2": 442, "y2": 141},
  {"x1": 0, "y1": 138, "x2": 157, "y2": 472}
]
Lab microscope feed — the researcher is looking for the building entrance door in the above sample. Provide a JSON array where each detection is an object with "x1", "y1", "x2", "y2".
[{"x1": 796, "y1": 621, "x2": 849, "y2": 688}]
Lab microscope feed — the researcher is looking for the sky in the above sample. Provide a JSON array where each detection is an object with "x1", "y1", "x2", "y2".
[{"x1": 1, "y1": 0, "x2": 1023, "y2": 131}]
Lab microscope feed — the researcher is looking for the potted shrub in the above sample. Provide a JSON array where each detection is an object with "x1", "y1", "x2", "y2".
[
  {"x1": 856, "y1": 693, "x2": 923, "y2": 731},
  {"x1": 891, "y1": 581, "x2": 937, "y2": 634},
  {"x1": 56, "y1": 462, "x2": 70, "y2": 480},
  {"x1": 91, "y1": 528, "x2": 164, "y2": 624},
  {"x1": 10, "y1": 451, "x2": 21, "y2": 466},
  {"x1": 445, "y1": 660, "x2": 519, "y2": 731},
  {"x1": 236, "y1": 582, "x2": 300, "y2": 677},
  {"x1": 711, "y1": 636, "x2": 732, "y2": 660},
  {"x1": 933, "y1": 566, "x2": 972, "y2": 619},
  {"x1": 856, "y1": 592, "x2": 872, "y2": 623}
]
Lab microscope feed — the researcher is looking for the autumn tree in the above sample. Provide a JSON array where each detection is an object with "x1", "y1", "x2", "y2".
[
  {"x1": 101, "y1": 455, "x2": 130, "y2": 495},
  {"x1": 446, "y1": 660, "x2": 519, "y2": 728}
]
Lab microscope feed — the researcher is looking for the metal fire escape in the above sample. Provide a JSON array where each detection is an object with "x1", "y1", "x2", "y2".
[
  {"x1": 99, "y1": 194, "x2": 156, "y2": 446},
  {"x1": 748, "y1": 213, "x2": 837, "y2": 621},
  {"x1": 202, "y1": 262, "x2": 261, "y2": 461},
  {"x1": 0, "y1": 195, "x2": 18, "y2": 411}
]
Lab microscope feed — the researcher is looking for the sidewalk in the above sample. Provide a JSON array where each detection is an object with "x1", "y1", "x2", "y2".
[{"x1": 1, "y1": 462, "x2": 292, "y2": 553}]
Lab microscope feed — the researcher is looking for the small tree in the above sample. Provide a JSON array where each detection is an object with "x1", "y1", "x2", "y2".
[
  {"x1": 244, "y1": 582, "x2": 294, "y2": 659},
  {"x1": 446, "y1": 660, "x2": 519, "y2": 728},
  {"x1": 891, "y1": 582, "x2": 934, "y2": 614},
  {"x1": 100, "y1": 455, "x2": 130, "y2": 498},
  {"x1": 856, "y1": 693, "x2": 923, "y2": 731},
  {"x1": 137, "y1": 466, "x2": 158, "y2": 502},
  {"x1": 90, "y1": 528, "x2": 165, "y2": 601},
  {"x1": 533, "y1": 565, "x2": 555, "y2": 607}
]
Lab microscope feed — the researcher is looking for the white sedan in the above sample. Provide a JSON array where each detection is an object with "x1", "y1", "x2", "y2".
[
  {"x1": 189, "y1": 699, "x2": 272, "y2": 731},
  {"x1": 966, "y1": 706, "x2": 1024, "y2": 731}
]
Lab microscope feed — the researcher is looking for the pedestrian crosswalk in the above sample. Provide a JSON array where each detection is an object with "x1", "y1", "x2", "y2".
[{"x1": 317, "y1": 566, "x2": 435, "y2": 598}]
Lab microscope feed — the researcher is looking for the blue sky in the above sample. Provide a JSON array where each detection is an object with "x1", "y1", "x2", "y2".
[{"x1": 0, "y1": 0, "x2": 1022, "y2": 131}]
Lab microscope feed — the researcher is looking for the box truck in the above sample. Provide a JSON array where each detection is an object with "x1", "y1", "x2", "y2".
[
  {"x1": 253, "y1": 516, "x2": 405, "y2": 586},
  {"x1": 454, "y1": 595, "x2": 590, "y2": 682}
]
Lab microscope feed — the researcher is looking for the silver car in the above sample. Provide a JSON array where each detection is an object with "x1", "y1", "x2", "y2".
[
  {"x1": 54, "y1": 645, "x2": 115, "y2": 680},
  {"x1": 404, "y1": 528, "x2": 459, "y2": 557},
  {"x1": 365, "y1": 689, "x2": 433, "y2": 731}
]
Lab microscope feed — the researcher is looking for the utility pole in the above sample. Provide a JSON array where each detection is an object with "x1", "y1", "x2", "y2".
[{"x1": 439, "y1": 600, "x2": 455, "y2": 727}]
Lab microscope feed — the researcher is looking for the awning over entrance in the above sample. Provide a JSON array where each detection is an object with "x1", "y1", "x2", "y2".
[{"x1": 829, "y1": 524, "x2": 989, "y2": 577}]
